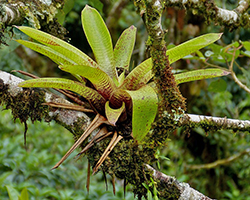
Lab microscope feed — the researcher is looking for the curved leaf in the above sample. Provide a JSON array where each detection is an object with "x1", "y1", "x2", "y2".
[
  {"x1": 59, "y1": 65, "x2": 116, "y2": 99},
  {"x1": 126, "y1": 85, "x2": 158, "y2": 143},
  {"x1": 15, "y1": 26, "x2": 97, "y2": 67},
  {"x1": 114, "y1": 25, "x2": 137, "y2": 70},
  {"x1": 18, "y1": 78, "x2": 106, "y2": 112},
  {"x1": 121, "y1": 58, "x2": 152, "y2": 90},
  {"x1": 125, "y1": 33, "x2": 223, "y2": 89},
  {"x1": 174, "y1": 68, "x2": 230, "y2": 85},
  {"x1": 81, "y1": 5, "x2": 117, "y2": 80},
  {"x1": 167, "y1": 33, "x2": 223, "y2": 64},
  {"x1": 105, "y1": 101, "x2": 125, "y2": 126},
  {"x1": 16, "y1": 40, "x2": 75, "y2": 65}
]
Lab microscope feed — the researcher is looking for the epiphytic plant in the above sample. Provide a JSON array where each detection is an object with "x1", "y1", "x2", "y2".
[{"x1": 16, "y1": 5, "x2": 228, "y2": 173}]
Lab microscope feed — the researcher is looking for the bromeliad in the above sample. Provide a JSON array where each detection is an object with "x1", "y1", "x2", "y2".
[{"x1": 16, "y1": 5, "x2": 228, "y2": 173}]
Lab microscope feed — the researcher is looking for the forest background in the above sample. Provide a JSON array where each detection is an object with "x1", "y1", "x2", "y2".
[{"x1": 0, "y1": 0, "x2": 250, "y2": 199}]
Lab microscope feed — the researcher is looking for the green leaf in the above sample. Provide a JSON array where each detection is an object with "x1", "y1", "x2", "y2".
[
  {"x1": 6, "y1": 185, "x2": 19, "y2": 200},
  {"x1": 59, "y1": 65, "x2": 116, "y2": 100},
  {"x1": 15, "y1": 26, "x2": 97, "y2": 67},
  {"x1": 105, "y1": 101, "x2": 125, "y2": 125},
  {"x1": 16, "y1": 40, "x2": 75, "y2": 65},
  {"x1": 81, "y1": 5, "x2": 117, "y2": 80},
  {"x1": 114, "y1": 25, "x2": 136, "y2": 70},
  {"x1": 19, "y1": 187, "x2": 29, "y2": 200},
  {"x1": 122, "y1": 33, "x2": 223, "y2": 90},
  {"x1": 241, "y1": 50, "x2": 250, "y2": 58},
  {"x1": 18, "y1": 78, "x2": 106, "y2": 112},
  {"x1": 174, "y1": 68, "x2": 230, "y2": 85},
  {"x1": 126, "y1": 85, "x2": 158, "y2": 143},
  {"x1": 242, "y1": 41, "x2": 250, "y2": 51},
  {"x1": 208, "y1": 79, "x2": 227, "y2": 92},
  {"x1": 167, "y1": 33, "x2": 223, "y2": 64},
  {"x1": 121, "y1": 58, "x2": 152, "y2": 90}
]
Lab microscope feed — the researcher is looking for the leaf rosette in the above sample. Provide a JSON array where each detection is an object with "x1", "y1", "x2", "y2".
[{"x1": 16, "y1": 5, "x2": 227, "y2": 172}]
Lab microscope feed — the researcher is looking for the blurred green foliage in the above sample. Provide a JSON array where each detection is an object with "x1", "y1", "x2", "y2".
[{"x1": 0, "y1": 108, "x2": 134, "y2": 200}]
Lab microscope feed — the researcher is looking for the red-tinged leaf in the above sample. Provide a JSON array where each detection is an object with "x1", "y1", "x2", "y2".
[
  {"x1": 123, "y1": 33, "x2": 223, "y2": 89},
  {"x1": 167, "y1": 33, "x2": 223, "y2": 64},
  {"x1": 16, "y1": 40, "x2": 74, "y2": 65},
  {"x1": 81, "y1": 5, "x2": 117, "y2": 80},
  {"x1": 105, "y1": 101, "x2": 125, "y2": 126},
  {"x1": 174, "y1": 68, "x2": 230, "y2": 85},
  {"x1": 114, "y1": 25, "x2": 136, "y2": 70},
  {"x1": 15, "y1": 26, "x2": 98, "y2": 67},
  {"x1": 59, "y1": 65, "x2": 116, "y2": 100},
  {"x1": 109, "y1": 89, "x2": 131, "y2": 110},
  {"x1": 18, "y1": 78, "x2": 106, "y2": 112},
  {"x1": 121, "y1": 59, "x2": 152, "y2": 90}
]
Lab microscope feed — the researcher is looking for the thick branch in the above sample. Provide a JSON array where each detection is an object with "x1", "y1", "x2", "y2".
[
  {"x1": 0, "y1": 71, "x2": 90, "y2": 137},
  {"x1": 165, "y1": 0, "x2": 250, "y2": 30},
  {"x1": 0, "y1": 2, "x2": 26, "y2": 26},
  {"x1": 181, "y1": 114, "x2": 250, "y2": 132},
  {"x1": 0, "y1": 1, "x2": 64, "y2": 29},
  {"x1": 145, "y1": 164, "x2": 215, "y2": 200}
]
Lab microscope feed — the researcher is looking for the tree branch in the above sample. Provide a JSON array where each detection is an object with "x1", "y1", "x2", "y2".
[
  {"x1": 165, "y1": 0, "x2": 250, "y2": 30},
  {"x1": 0, "y1": 2, "x2": 25, "y2": 26},
  {"x1": 181, "y1": 114, "x2": 250, "y2": 132},
  {"x1": 187, "y1": 148, "x2": 250, "y2": 170},
  {"x1": 0, "y1": 0, "x2": 64, "y2": 28},
  {"x1": 145, "y1": 164, "x2": 215, "y2": 200},
  {"x1": 0, "y1": 71, "x2": 91, "y2": 137}
]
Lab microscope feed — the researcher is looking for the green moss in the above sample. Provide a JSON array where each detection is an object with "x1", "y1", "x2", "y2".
[{"x1": 0, "y1": 80, "x2": 49, "y2": 123}]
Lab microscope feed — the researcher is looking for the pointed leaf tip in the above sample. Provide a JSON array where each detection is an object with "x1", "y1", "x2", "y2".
[{"x1": 82, "y1": 5, "x2": 116, "y2": 79}]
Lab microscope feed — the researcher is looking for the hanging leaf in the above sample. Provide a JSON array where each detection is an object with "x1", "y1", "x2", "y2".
[
  {"x1": 81, "y1": 5, "x2": 117, "y2": 80},
  {"x1": 174, "y1": 68, "x2": 230, "y2": 85},
  {"x1": 15, "y1": 26, "x2": 97, "y2": 67},
  {"x1": 18, "y1": 78, "x2": 106, "y2": 112},
  {"x1": 126, "y1": 85, "x2": 158, "y2": 143},
  {"x1": 59, "y1": 65, "x2": 116, "y2": 99},
  {"x1": 105, "y1": 101, "x2": 125, "y2": 126},
  {"x1": 114, "y1": 25, "x2": 136, "y2": 70}
]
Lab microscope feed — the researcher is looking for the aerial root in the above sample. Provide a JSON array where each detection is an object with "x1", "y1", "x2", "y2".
[
  {"x1": 42, "y1": 102, "x2": 94, "y2": 113},
  {"x1": 93, "y1": 131, "x2": 123, "y2": 174},
  {"x1": 52, "y1": 113, "x2": 108, "y2": 170},
  {"x1": 75, "y1": 126, "x2": 113, "y2": 159},
  {"x1": 86, "y1": 161, "x2": 91, "y2": 193}
]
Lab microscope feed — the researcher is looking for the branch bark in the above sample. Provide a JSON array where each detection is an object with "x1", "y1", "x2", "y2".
[
  {"x1": 181, "y1": 114, "x2": 250, "y2": 132},
  {"x1": 145, "y1": 164, "x2": 215, "y2": 200},
  {"x1": 0, "y1": 0, "x2": 63, "y2": 28},
  {"x1": 0, "y1": 71, "x2": 91, "y2": 137},
  {"x1": 165, "y1": 0, "x2": 250, "y2": 30}
]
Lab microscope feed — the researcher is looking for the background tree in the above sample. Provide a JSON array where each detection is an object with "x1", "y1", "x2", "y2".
[{"x1": 1, "y1": 0, "x2": 250, "y2": 199}]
